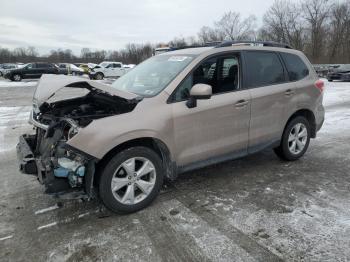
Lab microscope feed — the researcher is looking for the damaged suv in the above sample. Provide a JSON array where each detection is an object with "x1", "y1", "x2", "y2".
[{"x1": 17, "y1": 41, "x2": 325, "y2": 213}]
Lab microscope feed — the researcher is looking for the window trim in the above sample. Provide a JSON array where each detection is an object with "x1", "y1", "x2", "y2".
[
  {"x1": 241, "y1": 50, "x2": 288, "y2": 90},
  {"x1": 167, "y1": 51, "x2": 243, "y2": 104}
]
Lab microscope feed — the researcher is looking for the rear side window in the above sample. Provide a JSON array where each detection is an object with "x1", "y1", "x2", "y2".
[
  {"x1": 280, "y1": 53, "x2": 309, "y2": 81},
  {"x1": 38, "y1": 63, "x2": 49, "y2": 68},
  {"x1": 244, "y1": 51, "x2": 286, "y2": 88}
]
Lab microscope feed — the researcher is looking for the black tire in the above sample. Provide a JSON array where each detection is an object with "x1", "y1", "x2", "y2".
[
  {"x1": 328, "y1": 79, "x2": 333, "y2": 82},
  {"x1": 12, "y1": 74, "x2": 22, "y2": 82},
  {"x1": 274, "y1": 116, "x2": 311, "y2": 161},
  {"x1": 95, "y1": 72, "x2": 104, "y2": 80},
  {"x1": 99, "y1": 146, "x2": 164, "y2": 214}
]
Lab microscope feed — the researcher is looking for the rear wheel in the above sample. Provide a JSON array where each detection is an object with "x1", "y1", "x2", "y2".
[
  {"x1": 274, "y1": 116, "x2": 310, "y2": 161},
  {"x1": 95, "y1": 73, "x2": 104, "y2": 80},
  {"x1": 12, "y1": 74, "x2": 22, "y2": 81},
  {"x1": 99, "y1": 146, "x2": 164, "y2": 214}
]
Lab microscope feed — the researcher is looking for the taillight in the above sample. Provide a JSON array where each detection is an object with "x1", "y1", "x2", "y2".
[{"x1": 315, "y1": 79, "x2": 324, "y2": 93}]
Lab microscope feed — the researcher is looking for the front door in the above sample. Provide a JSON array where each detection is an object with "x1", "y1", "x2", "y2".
[
  {"x1": 170, "y1": 53, "x2": 251, "y2": 167},
  {"x1": 23, "y1": 63, "x2": 40, "y2": 79}
]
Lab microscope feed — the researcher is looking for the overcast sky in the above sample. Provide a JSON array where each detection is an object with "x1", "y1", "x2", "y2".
[{"x1": 0, "y1": 0, "x2": 275, "y2": 55}]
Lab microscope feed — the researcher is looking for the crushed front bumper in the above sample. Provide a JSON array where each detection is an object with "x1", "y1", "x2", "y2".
[
  {"x1": 16, "y1": 134, "x2": 56, "y2": 186},
  {"x1": 16, "y1": 134, "x2": 96, "y2": 198}
]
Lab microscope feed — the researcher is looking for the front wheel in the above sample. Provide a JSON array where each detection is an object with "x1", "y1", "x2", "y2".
[
  {"x1": 99, "y1": 146, "x2": 164, "y2": 214},
  {"x1": 274, "y1": 116, "x2": 311, "y2": 161},
  {"x1": 95, "y1": 73, "x2": 104, "y2": 80},
  {"x1": 12, "y1": 74, "x2": 22, "y2": 82}
]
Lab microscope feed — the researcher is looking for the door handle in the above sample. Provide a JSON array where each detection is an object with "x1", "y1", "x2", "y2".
[
  {"x1": 235, "y1": 100, "x2": 249, "y2": 108},
  {"x1": 285, "y1": 89, "x2": 294, "y2": 96}
]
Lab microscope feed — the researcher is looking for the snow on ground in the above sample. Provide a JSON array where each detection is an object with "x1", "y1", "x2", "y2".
[
  {"x1": 0, "y1": 106, "x2": 31, "y2": 153},
  {"x1": 0, "y1": 79, "x2": 37, "y2": 88},
  {"x1": 323, "y1": 78, "x2": 350, "y2": 107},
  {"x1": 320, "y1": 79, "x2": 350, "y2": 137}
]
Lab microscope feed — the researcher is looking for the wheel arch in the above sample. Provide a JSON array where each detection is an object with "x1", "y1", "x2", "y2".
[
  {"x1": 11, "y1": 72, "x2": 22, "y2": 80},
  {"x1": 95, "y1": 137, "x2": 177, "y2": 184},
  {"x1": 95, "y1": 71, "x2": 104, "y2": 78},
  {"x1": 285, "y1": 109, "x2": 316, "y2": 138}
]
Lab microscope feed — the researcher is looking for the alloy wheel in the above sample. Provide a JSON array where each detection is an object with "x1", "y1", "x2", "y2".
[
  {"x1": 13, "y1": 74, "x2": 21, "y2": 81},
  {"x1": 288, "y1": 123, "x2": 308, "y2": 154},
  {"x1": 111, "y1": 157, "x2": 156, "y2": 205}
]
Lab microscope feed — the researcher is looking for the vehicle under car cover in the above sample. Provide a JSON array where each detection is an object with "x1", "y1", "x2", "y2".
[{"x1": 33, "y1": 74, "x2": 139, "y2": 106}]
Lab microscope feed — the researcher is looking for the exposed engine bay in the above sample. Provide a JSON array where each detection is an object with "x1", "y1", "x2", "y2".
[{"x1": 17, "y1": 76, "x2": 141, "y2": 198}]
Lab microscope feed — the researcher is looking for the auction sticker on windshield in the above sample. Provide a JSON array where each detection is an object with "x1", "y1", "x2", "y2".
[{"x1": 168, "y1": 56, "x2": 190, "y2": 62}]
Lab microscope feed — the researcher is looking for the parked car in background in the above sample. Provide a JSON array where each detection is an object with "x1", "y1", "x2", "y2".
[
  {"x1": 327, "y1": 64, "x2": 350, "y2": 81},
  {"x1": 154, "y1": 47, "x2": 174, "y2": 55},
  {"x1": 79, "y1": 64, "x2": 90, "y2": 74},
  {"x1": 123, "y1": 64, "x2": 136, "y2": 69},
  {"x1": 4, "y1": 62, "x2": 59, "y2": 81},
  {"x1": 17, "y1": 41, "x2": 324, "y2": 213},
  {"x1": 0, "y1": 63, "x2": 18, "y2": 77},
  {"x1": 89, "y1": 61, "x2": 131, "y2": 80},
  {"x1": 313, "y1": 65, "x2": 329, "y2": 78},
  {"x1": 57, "y1": 63, "x2": 84, "y2": 76}
]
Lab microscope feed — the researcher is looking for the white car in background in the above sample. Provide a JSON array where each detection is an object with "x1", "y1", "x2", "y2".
[{"x1": 89, "y1": 61, "x2": 132, "y2": 80}]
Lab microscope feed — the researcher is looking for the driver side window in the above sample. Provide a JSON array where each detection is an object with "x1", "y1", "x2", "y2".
[{"x1": 171, "y1": 54, "x2": 240, "y2": 102}]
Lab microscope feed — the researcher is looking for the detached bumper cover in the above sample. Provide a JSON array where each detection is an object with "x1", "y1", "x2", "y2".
[{"x1": 16, "y1": 134, "x2": 37, "y2": 175}]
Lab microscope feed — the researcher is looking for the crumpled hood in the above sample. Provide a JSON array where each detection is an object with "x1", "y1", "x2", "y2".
[{"x1": 33, "y1": 74, "x2": 139, "y2": 106}]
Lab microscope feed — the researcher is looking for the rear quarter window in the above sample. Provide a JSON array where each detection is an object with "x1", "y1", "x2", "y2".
[
  {"x1": 244, "y1": 51, "x2": 286, "y2": 88},
  {"x1": 280, "y1": 52, "x2": 309, "y2": 81}
]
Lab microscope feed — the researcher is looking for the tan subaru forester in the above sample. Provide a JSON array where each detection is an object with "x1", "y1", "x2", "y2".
[{"x1": 17, "y1": 41, "x2": 325, "y2": 213}]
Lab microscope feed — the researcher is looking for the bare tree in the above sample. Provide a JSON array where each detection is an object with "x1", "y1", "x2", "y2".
[
  {"x1": 302, "y1": 0, "x2": 331, "y2": 63},
  {"x1": 215, "y1": 11, "x2": 257, "y2": 40},
  {"x1": 168, "y1": 37, "x2": 187, "y2": 48},
  {"x1": 262, "y1": 0, "x2": 305, "y2": 50},
  {"x1": 197, "y1": 26, "x2": 224, "y2": 43},
  {"x1": 327, "y1": 1, "x2": 350, "y2": 62}
]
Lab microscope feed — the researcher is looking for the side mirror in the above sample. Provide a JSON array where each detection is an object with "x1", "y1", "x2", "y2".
[{"x1": 186, "y1": 84, "x2": 212, "y2": 108}]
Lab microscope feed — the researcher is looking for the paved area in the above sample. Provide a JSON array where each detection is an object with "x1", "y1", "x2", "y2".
[{"x1": 0, "y1": 78, "x2": 349, "y2": 261}]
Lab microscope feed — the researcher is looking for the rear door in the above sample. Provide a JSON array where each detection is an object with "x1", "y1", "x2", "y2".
[
  {"x1": 111, "y1": 63, "x2": 124, "y2": 77},
  {"x1": 103, "y1": 63, "x2": 114, "y2": 77},
  {"x1": 243, "y1": 50, "x2": 297, "y2": 153},
  {"x1": 170, "y1": 53, "x2": 251, "y2": 167},
  {"x1": 23, "y1": 63, "x2": 40, "y2": 79},
  {"x1": 36, "y1": 63, "x2": 49, "y2": 78}
]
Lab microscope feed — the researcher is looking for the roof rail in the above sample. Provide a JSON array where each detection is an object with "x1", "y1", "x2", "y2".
[{"x1": 215, "y1": 40, "x2": 293, "y2": 49}]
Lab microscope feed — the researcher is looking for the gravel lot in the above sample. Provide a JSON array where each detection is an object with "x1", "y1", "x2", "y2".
[{"x1": 0, "y1": 78, "x2": 349, "y2": 261}]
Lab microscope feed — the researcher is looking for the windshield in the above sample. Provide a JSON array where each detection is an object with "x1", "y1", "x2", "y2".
[
  {"x1": 111, "y1": 54, "x2": 195, "y2": 96},
  {"x1": 99, "y1": 62, "x2": 110, "y2": 68},
  {"x1": 338, "y1": 64, "x2": 350, "y2": 71}
]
